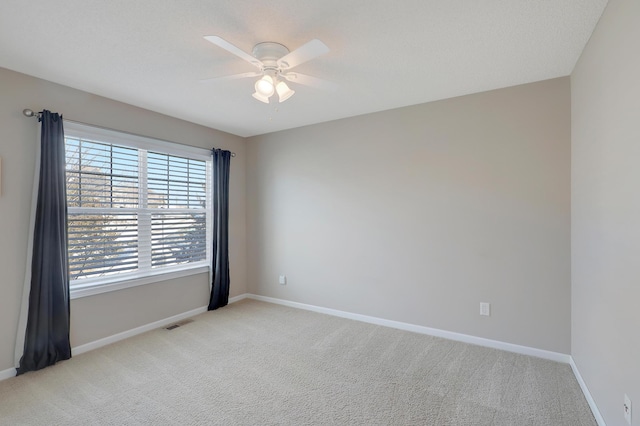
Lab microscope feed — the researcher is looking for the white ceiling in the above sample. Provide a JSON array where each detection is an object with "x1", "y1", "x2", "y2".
[{"x1": 0, "y1": 0, "x2": 607, "y2": 137}]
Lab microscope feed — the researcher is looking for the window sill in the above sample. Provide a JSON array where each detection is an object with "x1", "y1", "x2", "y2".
[{"x1": 69, "y1": 265, "x2": 210, "y2": 299}]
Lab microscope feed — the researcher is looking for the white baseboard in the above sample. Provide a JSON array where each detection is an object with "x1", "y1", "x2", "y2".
[
  {"x1": 246, "y1": 294, "x2": 571, "y2": 364},
  {"x1": 0, "y1": 296, "x2": 250, "y2": 383},
  {"x1": 228, "y1": 293, "x2": 248, "y2": 304},
  {"x1": 2, "y1": 292, "x2": 604, "y2": 425},
  {"x1": 73, "y1": 294, "x2": 248, "y2": 356},
  {"x1": 0, "y1": 367, "x2": 16, "y2": 381},
  {"x1": 570, "y1": 357, "x2": 607, "y2": 426},
  {"x1": 72, "y1": 305, "x2": 208, "y2": 356}
]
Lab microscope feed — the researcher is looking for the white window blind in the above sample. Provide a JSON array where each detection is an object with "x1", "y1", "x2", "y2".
[{"x1": 64, "y1": 122, "x2": 211, "y2": 290}]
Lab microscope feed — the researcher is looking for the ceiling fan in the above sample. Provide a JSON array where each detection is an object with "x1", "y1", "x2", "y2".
[{"x1": 203, "y1": 35, "x2": 334, "y2": 104}]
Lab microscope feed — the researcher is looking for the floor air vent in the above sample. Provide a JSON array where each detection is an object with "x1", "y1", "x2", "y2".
[{"x1": 164, "y1": 319, "x2": 194, "y2": 330}]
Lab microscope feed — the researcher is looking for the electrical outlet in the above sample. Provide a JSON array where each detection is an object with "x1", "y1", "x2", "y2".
[
  {"x1": 624, "y1": 394, "x2": 632, "y2": 425},
  {"x1": 480, "y1": 302, "x2": 491, "y2": 316},
  {"x1": 279, "y1": 275, "x2": 286, "y2": 285}
]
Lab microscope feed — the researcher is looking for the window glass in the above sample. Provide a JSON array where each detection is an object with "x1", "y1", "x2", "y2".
[{"x1": 64, "y1": 124, "x2": 211, "y2": 290}]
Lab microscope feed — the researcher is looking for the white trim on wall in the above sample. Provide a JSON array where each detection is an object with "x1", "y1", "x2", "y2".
[
  {"x1": 570, "y1": 357, "x2": 607, "y2": 426},
  {"x1": 0, "y1": 367, "x2": 15, "y2": 381},
  {"x1": 2, "y1": 291, "x2": 604, "y2": 426},
  {"x1": 1, "y1": 292, "x2": 603, "y2": 424},
  {"x1": 72, "y1": 305, "x2": 208, "y2": 356},
  {"x1": 250, "y1": 294, "x2": 606, "y2": 423},
  {"x1": 3, "y1": 292, "x2": 570, "y2": 378},
  {"x1": 72, "y1": 294, "x2": 247, "y2": 356},
  {"x1": 246, "y1": 294, "x2": 571, "y2": 363},
  {"x1": 228, "y1": 294, "x2": 248, "y2": 304},
  {"x1": 1, "y1": 294, "x2": 250, "y2": 383}
]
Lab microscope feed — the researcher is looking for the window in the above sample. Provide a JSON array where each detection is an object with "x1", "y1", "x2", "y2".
[{"x1": 64, "y1": 122, "x2": 212, "y2": 297}]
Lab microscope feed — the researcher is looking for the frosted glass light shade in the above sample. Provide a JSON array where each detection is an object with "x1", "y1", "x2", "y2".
[
  {"x1": 252, "y1": 92, "x2": 270, "y2": 103},
  {"x1": 255, "y1": 75, "x2": 274, "y2": 97},
  {"x1": 276, "y1": 81, "x2": 295, "y2": 103}
]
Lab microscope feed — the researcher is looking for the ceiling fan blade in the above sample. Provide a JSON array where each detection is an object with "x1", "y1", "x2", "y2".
[
  {"x1": 277, "y1": 39, "x2": 329, "y2": 70},
  {"x1": 282, "y1": 73, "x2": 337, "y2": 91},
  {"x1": 200, "y1": 71, "x2": 262, "y2": 83},
  {"x1": 204, "y1": 36, "x2": 263, "y2": 69}
]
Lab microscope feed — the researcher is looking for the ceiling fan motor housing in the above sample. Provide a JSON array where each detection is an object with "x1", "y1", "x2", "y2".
[{"x1": 252, "y1": 42, "x2": 290, "y2": 72}]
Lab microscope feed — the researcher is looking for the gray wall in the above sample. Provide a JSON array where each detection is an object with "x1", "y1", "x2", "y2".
[
  {"x1": 247, "y1": 78, "x2": 571, "y2": 354},
  {"x1": 571, "y1": 0, "x2": 640, "y2": 424},
  {"x1": 0, "y1": 67, "x2": 247, "y2": 372}
]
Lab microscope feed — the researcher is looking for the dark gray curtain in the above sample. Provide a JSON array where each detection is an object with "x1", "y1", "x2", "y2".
[
  {"x1": 208, "y1": 149, "x2": 231, "y2": 310},
  {"x1": 17, "y1": 110, "x2": 71, "y2": 375}
]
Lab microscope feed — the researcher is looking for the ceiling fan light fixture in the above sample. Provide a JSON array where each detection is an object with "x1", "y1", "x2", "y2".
[
  {"x1": 276, "y1": 81, "x2": 295, "y2": 103},
  {"x1": 255, "y1": 75, "x2": 274, "y2": 97},
  {"x1": 252, "y1": 91, "x2": 270, "y2": 103},
  {"x1": 204, "y1": 36, "x2": 332, "y2": 105}
]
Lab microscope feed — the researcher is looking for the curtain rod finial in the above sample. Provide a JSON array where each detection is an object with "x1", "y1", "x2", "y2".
[{"x1": 23, "y1": 109, "x2": 36, "y2": 117}]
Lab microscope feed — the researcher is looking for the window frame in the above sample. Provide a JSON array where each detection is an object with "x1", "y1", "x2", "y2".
[{"x1": 64, "y1": 121, "x2": 212, "y2": 299}]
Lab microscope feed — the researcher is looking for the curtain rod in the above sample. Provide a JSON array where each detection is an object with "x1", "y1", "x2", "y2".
[{"x1": 22, "y1": 109, "x2": 236, "y2": 157}]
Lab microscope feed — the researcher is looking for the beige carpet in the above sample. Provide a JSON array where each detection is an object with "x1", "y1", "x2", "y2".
[{"x1": 0, "y1": 299, "x2": 596, "y2": 425}]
